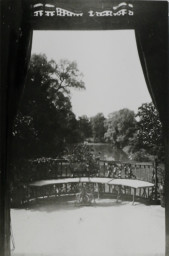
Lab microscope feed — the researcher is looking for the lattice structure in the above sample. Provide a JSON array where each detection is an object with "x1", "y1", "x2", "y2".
[{"x1": 32, "y1": 2, "x2": 134, "y2": 17}]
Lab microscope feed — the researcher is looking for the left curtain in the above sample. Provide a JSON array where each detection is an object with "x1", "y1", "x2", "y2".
[{"x1": 0, "y1": 0, "x2": 33, "y2": 255}]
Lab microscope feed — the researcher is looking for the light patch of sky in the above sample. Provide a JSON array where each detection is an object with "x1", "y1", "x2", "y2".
[{"x1": 31, "y1": 30, "x2": 151, "y2": 118}]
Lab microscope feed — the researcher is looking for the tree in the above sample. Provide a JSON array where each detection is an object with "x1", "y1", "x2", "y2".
[
  {"x1": 90, "y1": 113, "x2": 106, "y2": 142},
  {"x1": 104, "y1": 109, "x2": 137, "y2": 149},
  {"x1": 77, "y1": 115, "x2": 92, "y2": 141},
  {"x1": 65, "y1": 144, "x2": 99, "y2": 176},
  {"x1": 48, "y1": 59, "x2": 85, "y2": 97},
  {"x1": 135, "y1": 102, "x2": 164, "y2": 161},
  {"x1": 12, "y1": 111, "x2": 38, "y2": 158},
  {"x1": 12, "y1": 54, "x2": 85, "y2": 159}
]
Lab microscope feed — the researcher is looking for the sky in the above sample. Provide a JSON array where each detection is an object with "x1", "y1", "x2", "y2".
[{"x1": 31, "y1": 30, "x2": 151, "y2": 118}]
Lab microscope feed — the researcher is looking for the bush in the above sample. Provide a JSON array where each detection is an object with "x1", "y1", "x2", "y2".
[
  {"x1": 65, "y1": 144, "x2": 100, "y2": 176},
  {"x1": 129, "y1": 149, "x2": 154, "y2": 162}
]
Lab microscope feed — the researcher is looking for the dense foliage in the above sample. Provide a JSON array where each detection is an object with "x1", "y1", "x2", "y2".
[
  {"x1": 103, "y1": 105, "x2": 164, "y2": 162},
  {"x1": 12, "y1": 54, "x2": 85, "y2": 159},
  {"x1": 104, "y1": 109, "x2": 137, "y2": 149},
  {"x1": 135, "y1": 102, "x2": 164, "y2": 161},
  {"x1": 90, "y1": 113, "x2": 106, "y2": 142},
  {"x1": 77, "y1": 115, "x2": 92, "y2": 141},
  {"x1": 65, "y1": 144, "x2": 100, "y2": 176}
]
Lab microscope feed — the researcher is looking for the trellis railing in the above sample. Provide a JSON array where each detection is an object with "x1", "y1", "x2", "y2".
[{"x1": 25, "y1": 159, "x2": 164, "y2": 183}]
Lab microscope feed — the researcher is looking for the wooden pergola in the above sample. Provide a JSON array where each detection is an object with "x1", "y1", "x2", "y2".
[{"x1": 0, "y1": 1, "x2": 168, "y2": 255}]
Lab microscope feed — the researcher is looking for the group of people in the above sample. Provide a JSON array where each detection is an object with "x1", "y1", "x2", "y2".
[{"x1": 106, "y1": 163, "x2": 136, "y2": 179}]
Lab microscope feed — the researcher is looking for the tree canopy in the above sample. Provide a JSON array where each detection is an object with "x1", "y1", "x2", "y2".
[
  {"x1": 104, "y1": 109, "x2": 137, "y2": 149},
  {"x1": 12, "y1": 54, "x2": 85, "y2": 159},
  {"x1": 135, "y1": 102, "x2": 164, "y2": 161},
  {"x1": 77, "y1": 115, "x2": 92, "y2": 141},
  {"x1": 90, "y1": 113, "x2": 106, "y2": 142}
]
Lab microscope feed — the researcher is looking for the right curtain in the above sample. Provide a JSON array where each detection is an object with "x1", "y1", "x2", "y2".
[
  {"x1": 135, "y1": 2, "x2": 168, "y2": 130},
  {"x1": 134, "y1": 2, "x2": 168, "y2": 254}
]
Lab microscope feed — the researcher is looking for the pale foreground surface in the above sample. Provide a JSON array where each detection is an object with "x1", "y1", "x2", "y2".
[{"x1": 11, "y1": 199, "x2": 165, "y2": 256}]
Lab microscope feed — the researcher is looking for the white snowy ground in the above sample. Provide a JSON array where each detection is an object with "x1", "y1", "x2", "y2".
[{"x1": 11, "y1": 198, "x2": 165, "y2": 256}]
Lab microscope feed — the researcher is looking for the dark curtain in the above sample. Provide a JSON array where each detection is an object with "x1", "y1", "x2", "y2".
[
  {"x1": 134, "y1": 2, "x2": 168, "y2": 131},
  {"x1": 0, "y1": 0, "x2": 33, "y2": 255},
  {"x1": 134, "y1": 2, "x2": 169, "y2": 254}
]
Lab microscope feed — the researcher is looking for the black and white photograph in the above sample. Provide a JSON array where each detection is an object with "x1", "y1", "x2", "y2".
[{"x1": 0, "y1": 1, "x2": 168, "y2": 256}]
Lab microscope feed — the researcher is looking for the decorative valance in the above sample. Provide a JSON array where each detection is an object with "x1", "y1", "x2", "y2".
[{"x1": 31, "y1": 2, "x2": 134, "y2": 17}]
